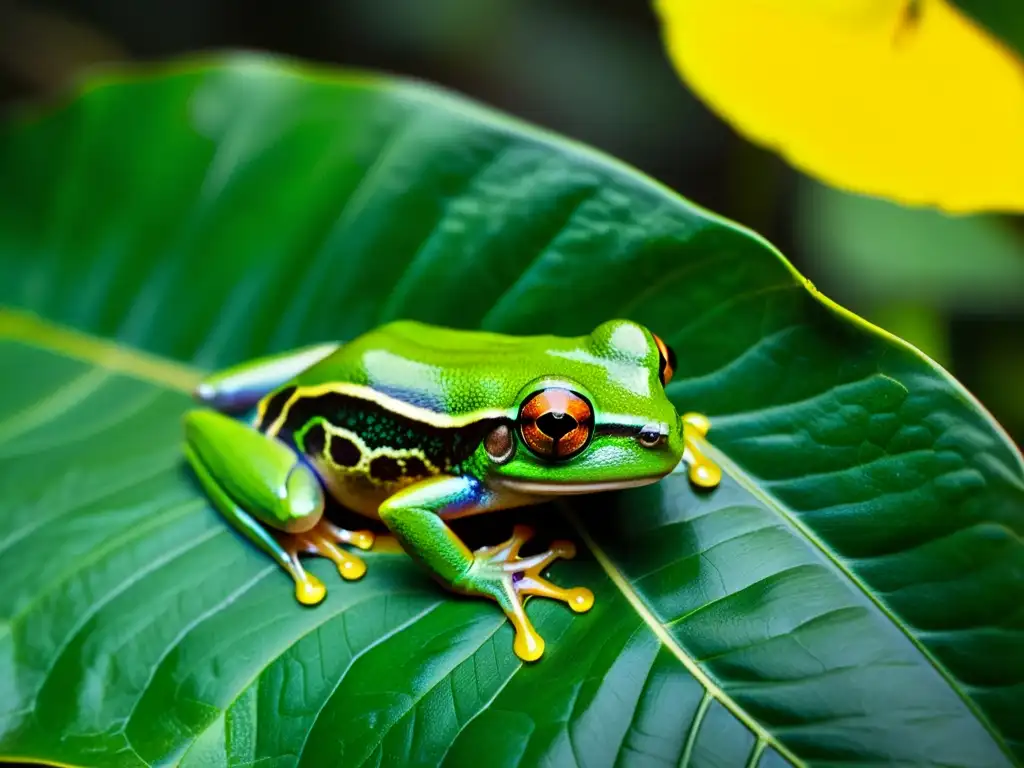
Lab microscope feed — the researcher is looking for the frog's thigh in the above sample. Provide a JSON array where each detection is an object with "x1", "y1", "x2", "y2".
[
  {"x1": 195, "y1": 342, "x2": 340, "y2": 412},
  {"x1": 184, "y1": 409, "x2": 324, "y2": 532},
  {"x1": 184, "y1": 408, "x2": 332, "y2": 604}
]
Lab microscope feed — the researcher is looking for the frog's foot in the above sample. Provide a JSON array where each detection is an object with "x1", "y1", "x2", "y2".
[
  {"x1": 277, "y1": 519, "x2": 376, "y2": 604},
  {"x1": 459, "y1": 524, "x2": 594, "y2": 662},
  {"x1": 682, "y1": 412, "x2": 722, "y2": 489}
]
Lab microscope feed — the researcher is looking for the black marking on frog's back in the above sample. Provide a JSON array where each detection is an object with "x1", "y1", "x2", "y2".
[
  {"x1": 276, "y1": 390, "x2": 502, "y2": 473},
  {"x1": 255, "y1": 385, "x2": 296, "y2": 431}
]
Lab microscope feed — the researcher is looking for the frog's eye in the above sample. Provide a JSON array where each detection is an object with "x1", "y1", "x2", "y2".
[
  {"x1": 653, "y1": 333, "x2": 677, "y2": 387},
  {"x1": 638, "y1": 424, "x2": 665, "y2": 448},
  {"x1": 518, "y1": 387, "x2": 594, "y2": 461}
]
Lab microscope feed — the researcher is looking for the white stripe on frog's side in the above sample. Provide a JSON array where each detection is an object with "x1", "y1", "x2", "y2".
[{"x1": 263, "y1": 382, "x2": 510, "y2": 439}]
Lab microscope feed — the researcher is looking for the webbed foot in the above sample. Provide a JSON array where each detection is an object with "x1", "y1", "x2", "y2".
[
  {"x1": 682, "y1": 412, "x2": 722, "y2": 489},
  {"x1": 457, "y1": 525, "x2": 594, "y2": 662},
  {"x1": 277, "y1": 519, "x2": 376, "y2": 605}
]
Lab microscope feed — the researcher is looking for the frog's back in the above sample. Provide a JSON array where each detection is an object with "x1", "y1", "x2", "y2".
[
  {"x1": 285, "y1": 320, "x2": 584, "y2": 416},
  {"x1": 250, "y1": 321, "x2": 555, "y2": 514}
]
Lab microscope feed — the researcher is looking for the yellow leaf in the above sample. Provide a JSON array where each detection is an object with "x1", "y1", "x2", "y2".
[{"x1": 655, "y1": 0, "x2": 1024, "y2": 213}]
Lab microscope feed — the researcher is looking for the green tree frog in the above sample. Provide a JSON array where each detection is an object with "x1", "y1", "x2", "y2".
[{"x1": 183, "y1": 319, "x2": 721, "y2": 661}]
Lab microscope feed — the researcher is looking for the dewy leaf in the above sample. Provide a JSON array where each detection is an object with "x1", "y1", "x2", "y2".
[
  {"x1": 0, "y1": 53, "x2": 1022, "y2": 768},
  {"x1": 654, "y1": 0, "x2": 1024, "y2": 213}
]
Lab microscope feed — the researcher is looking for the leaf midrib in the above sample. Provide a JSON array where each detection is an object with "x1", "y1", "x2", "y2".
[{"x1": 0, "y1": 309, "x2": 202, "y2": 390}]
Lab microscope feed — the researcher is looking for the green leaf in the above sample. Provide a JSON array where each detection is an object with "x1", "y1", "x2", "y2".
[
  {"x1": 794, "y1": 179, "x2": 1024, "y2": 314},
  {"x1": 950, "y1": 0, "x2": 1024, "y2": 62},
  {"x1": 1, "y1": 53, "x2": 1022, "y2": 768}
]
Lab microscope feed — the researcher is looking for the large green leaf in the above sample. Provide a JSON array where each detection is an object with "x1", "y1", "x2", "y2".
[{"x1": 1, "y1": 53, "x2": 1022, "y2": 768}]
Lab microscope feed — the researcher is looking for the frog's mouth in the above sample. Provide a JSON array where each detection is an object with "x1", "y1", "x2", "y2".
[{"x1": 493, "y1": 475, "x2": 665, "y2": 496}]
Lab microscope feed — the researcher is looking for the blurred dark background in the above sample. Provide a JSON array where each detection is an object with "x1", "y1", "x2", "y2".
[{"x1": 1, "y1": 0, "x2": 1021, "y2": 446}]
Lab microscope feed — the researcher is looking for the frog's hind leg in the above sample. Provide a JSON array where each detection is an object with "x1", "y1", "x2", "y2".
[
  {"x1": 184, "y1": 440, "x2": 329, "y2": 605},
  {"x1": 183, "y1": 409, "x2": 375, "y2": 605},
  {"x1": 194, "y1": 342, "x2": 340, "y2": 413}
]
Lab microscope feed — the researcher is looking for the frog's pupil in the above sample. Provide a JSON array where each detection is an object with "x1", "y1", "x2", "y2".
[{"x1": 537, "y1": 411, "x2": 578, "y2": 441}]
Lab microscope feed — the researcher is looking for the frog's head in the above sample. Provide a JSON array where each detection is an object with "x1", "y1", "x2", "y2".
[{"x1": 484, "y1": 319, "x2": 684, "y2": 495}]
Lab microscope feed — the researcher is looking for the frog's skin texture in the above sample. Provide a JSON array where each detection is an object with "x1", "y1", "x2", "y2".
[{"x1": 183, "y1": 319, "x2": 721, "y2": 661}]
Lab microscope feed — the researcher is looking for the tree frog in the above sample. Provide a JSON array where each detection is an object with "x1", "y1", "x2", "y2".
[{"x1": 183, "y1": 319, "x2": 721, "y2": 661}]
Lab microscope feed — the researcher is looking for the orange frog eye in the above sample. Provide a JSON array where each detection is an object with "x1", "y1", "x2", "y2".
[
  {"x1": 653, "y1": 333, "x2": 677, "y2": 386},
  {"x1": 518, "y1": 388, "x2": 594, "y2": 461}
]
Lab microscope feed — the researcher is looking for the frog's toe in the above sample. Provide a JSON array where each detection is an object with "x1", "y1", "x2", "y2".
[
  {"x1": 510, "y1": 538, "x2": 594, "y2": 616},
  {"x1": 549, "y1": 540, "x2": 576, "y2": 560},
  {"x1": 336, "y1": 555, "x2": 367, "y2": 581},
  {"x1": 515, "y1": 571, "x2": 594, "y2": 613},
  {"x1": 474, "y1": 524, "x2": 534, "y2": 563},
  {"x1": 280, "y1": 551, "x2": 328, "y2": 606},
  {"x1": 322, "y1": 519, "x2": 376, "y2": 551},
  {"x1": 510, "y1": 615, "x2": 545, "y2": 662},
  {"x1": 302, "y1": 525, "x2": 369, "y2": 580},
  {"x1": 349, "y1": 531, "x2": 375, "y2": 551},
  {"x1": 295, "y1": 574, "x2": 327, "y2": 605},
  {"x1": 488, "y1": 580, "x2": 547, "y2": 663},
  {"x1": 569, "y1": 588, "x2": 594, "y2": 613}
]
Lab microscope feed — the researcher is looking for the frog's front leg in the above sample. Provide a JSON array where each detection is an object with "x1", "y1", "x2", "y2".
[
  {"x1": 378, "y1": 476, "x2": 594, "y2": 662},
  {"x1": 183, "y1": 409, "x2": 374, "y2": 604}
]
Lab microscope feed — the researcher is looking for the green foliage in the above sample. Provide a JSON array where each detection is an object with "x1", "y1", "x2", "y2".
[
  {"x1": 796, "y1": 179, "x2": 1024, "y2": 314},
  {"x1": 0, "y1": 54, "x2": 1022, "y2": 767},
  {"x1": 794, "y1": 179, "x2": 1024, "y2": 438}
]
